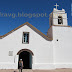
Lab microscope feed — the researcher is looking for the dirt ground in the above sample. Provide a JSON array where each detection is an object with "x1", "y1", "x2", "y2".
[
  {"x1": 34, "y1": 69, "x2": 72, "y2": 72},
  {"x1": 0, "y1": 68, "x2": 72, "y2": 72}
]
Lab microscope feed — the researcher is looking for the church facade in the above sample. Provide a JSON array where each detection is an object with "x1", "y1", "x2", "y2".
[{"x1": 0, "y1": 5, "x2": 72, "y2": 69}]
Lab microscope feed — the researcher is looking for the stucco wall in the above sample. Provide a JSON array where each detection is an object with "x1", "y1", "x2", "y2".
[
  {"x1": 52, "y1": 26, "x2": 72, "y2": 68},
  {"x1": 0, "y1": 25, "x2": 53, "y2": 69},
  {"x1": 53, "y1": 13, "x2": 68, "y2": 26}
]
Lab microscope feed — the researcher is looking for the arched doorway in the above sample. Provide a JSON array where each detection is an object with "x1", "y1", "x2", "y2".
[{"x1": 17, "y1": 49, "x2": 34, "y2": 69}]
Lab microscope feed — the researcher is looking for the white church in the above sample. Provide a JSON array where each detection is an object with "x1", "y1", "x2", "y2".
[{"x1": 0, "y1": 4, "x2": 72, "y2": 69}]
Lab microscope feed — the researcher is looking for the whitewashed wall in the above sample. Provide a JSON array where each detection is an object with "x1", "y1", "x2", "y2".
[
  {"x1": 0, "y1": 25, "x2": 53, "y2": 69},
  {"x1": 53, "y1": 13, "x2": 68, "y2": 26},
  {"x1": 52, "y1": 26, "x2": 72, "y2": 68}
]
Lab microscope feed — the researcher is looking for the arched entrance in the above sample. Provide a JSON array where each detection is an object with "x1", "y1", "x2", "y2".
[{"x1": 17, "y1": 49, "x2": 34, "y2": 69}]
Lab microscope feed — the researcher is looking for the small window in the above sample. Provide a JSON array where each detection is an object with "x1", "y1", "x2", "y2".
[
  {"x1": 58, "y1": 16, "x2": 63, "y2": 24},
  {"x1": 22, "y1": 32, "x2": 29, "y2": 44}
]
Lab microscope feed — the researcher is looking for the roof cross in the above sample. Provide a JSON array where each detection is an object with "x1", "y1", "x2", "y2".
[{"x1": 54, "y1": 3, "x2": 59, "y2": 9}]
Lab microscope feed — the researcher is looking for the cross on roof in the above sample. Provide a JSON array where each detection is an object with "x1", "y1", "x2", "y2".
[{"x1": 54, "y1": 3, "x2": 59, "y2": 9}]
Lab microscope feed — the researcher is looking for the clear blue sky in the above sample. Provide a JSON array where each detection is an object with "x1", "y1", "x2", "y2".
[{"x1": 0, "y1": 0, "x2": 72, "y2": 35}]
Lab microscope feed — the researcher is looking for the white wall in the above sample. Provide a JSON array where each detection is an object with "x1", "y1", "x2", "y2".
[
  {"x1": 0, "y1": 25, "x2": 53, "y2": 69},
  {"x1": 52, "y1": 26, "x2": 72, "y2": 68},
  {"x1": 53, "y1": 13, "x2": 68, "y2": 26},
  {"x1": 1, "y1": 23, "x2": 72, "y2": 69}
]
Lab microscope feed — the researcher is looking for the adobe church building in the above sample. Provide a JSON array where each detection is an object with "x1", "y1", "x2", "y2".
[{"x1": 0, "y1": 4, "x2": 72, "y2": 69}]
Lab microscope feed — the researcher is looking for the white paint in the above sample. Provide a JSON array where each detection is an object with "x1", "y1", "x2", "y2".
[
  {"x1": 0, "y1": 7, "x2": 72, "y2": 69},
  {"x1": 49, "y1": 8, "x2": 68, "y2": 26},
  {"x1": 53, "y1": 26, "x2": 72, "y2": 68},
  {"x1": 0, "y1": 25, "x2": 53, "y2": 69}
]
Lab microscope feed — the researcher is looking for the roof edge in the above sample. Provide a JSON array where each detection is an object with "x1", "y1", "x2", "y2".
[{"x1": 0, "y1": 22, "x2": 53, "y2": 41}]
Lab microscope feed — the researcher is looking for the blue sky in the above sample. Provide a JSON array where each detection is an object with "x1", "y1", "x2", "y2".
[{"x1": 0, "y1": 0, "x2": 72, "y2": 35}]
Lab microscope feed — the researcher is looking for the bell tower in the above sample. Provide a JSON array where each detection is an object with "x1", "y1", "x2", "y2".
[
  {"x1": 47, "y1": 3, "x2": 68, "y2": 38},
  {"x1": 49, "y1": 3, "x2": 68, "y2": 26}
]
